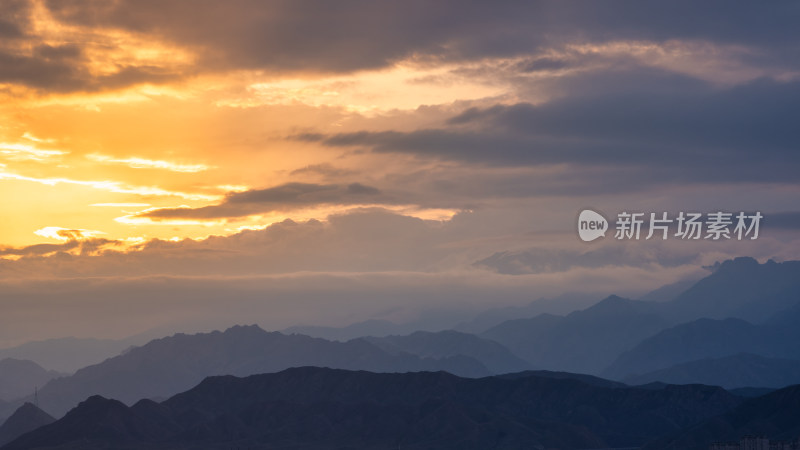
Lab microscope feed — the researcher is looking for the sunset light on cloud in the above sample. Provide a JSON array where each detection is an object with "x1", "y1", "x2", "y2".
[{"x1": 0, "y1": 0, "x2": 798, "y2": 345}]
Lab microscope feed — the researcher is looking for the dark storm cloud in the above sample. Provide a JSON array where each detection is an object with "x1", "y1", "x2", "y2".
[
  {"x1": 299, "y1": 77, "x2": 800, "y2": 186},
  {"x1": 0, "y1": 1, "x2": 187, "y2": 92},
  {"x1": 0, "y1": 45, "x2": 81, "y2": 91},
  {"x1": 0, "y1": 0, "x2": 30, "y2": 38},
  {"x1": 0, "y1": 43, "x2": 182, "y2": 93},
  {"x1": 42, "y1": 0, "x2": 800, "y2": 75},
  {"x1": 139, "y1": 182, "x2": 388, "y2": 220},
  {"x1": 1, "y1": 0, "x2": 796, "y2": 92}
]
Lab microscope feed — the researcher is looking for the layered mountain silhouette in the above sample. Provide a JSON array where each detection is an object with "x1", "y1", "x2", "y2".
[
  {"x1": 454, "y1": 292, "x2": 599, "y2": 334},
  {"x1": 26, "y1": 325, "x2": 498, "y2": 417},
  {"x1": 625, "y1": 353, "x2": 800, "y2": 389},
  {"x1": 1, "y1": 256, "x2": 798, "y2": 447},
  {"x1": 4, "y1": 367, "x2": 742, "y2": 450},
  {"x1": 363, "y1": 330, "x2": 532, "y2": 374},
  {"x1": 480, "y1": 257, "x2": 800, "y2": 380},
  {"x1": 482, "y1": 295, "x2": 669, "y2": 374},
  {"x1": 0, "y1": 337, "x2": 138, "y2": 374},
  {"x1": 0, "y1": 403, "x2": 54, "y2": 446},
  {"x1": 663, "y1": 257, "x2": 800, "y2": 323},
  {"x1": 283, "y1": 319, "x2": 411, "y2": 341},
  {"x1": 605, "y1": 302, "x2": 800, "y2": 380},
  {"x1": 0, "y1": 359, "x2": 63, "y2": 402}
]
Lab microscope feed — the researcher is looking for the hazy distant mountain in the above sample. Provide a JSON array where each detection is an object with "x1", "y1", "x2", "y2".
[
  {"x1": 363, "y1": 330, "x2": 532, "y2": 374},
  {"x1": 604, "y1": 303, "x2": 800, "y2": 380},
  {"x1": 0, "y1": 403, "x2": 54, "y2": 446},
  {"x1": 4, "y1": 367, "x2": 742, "y2": 449},
  {"x1": 638, "y1": 278, "x2": 700, "y2": 302},
  {"x1": 625, "y1": 353, "x2": 800, "y2": 389},
  {"x1": 454, "y1": 293, "x2": 599, "y2": 334},
  {"x1": 605, "y1": 318, "x2": 763, "y2": 379},
  {"x1": 483, "y1": 295, "x2": 669, "y2": 374},
  {"x1": 662, "y1": 257, "x2": 800, "y2": 323},
  {"x1": 644, "y1": 384, "x2": 800, "y2": 450},
  {"x1": 0, "y1": 359, "x2": 63, "y2": 402},
  {"x1": 0, "y1": 338, "x2": 135, "y2": 374},
  {"x1": 469, "y1": 258, "x2": 800, "y2": 377},
  {"x1": 28, "y1": 325, "x2": 492, "y2": 417},
  {"x1": 283, "y1": 319, "x2": 413, "y2": 341}
]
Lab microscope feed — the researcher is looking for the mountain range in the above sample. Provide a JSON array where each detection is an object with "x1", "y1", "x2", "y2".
[
  {"x1": 0, "y1": 359, "x2": 62, "y2": 402},
  {"x1": 3, "y1": 366, "x2": 743, "y2": 450},
  {"x1": 22, "y1": 325, "x2": 512, "y2": 418},
  {"x1": 624, "y1": 353, "x2": 800, "y2": 389},
  {"x1": 363, "y1": 330, "x2": 532, "y2": 374},
  {"x1": 482, "y1": 294, "x2": 669, "y2": 374},
  {"x1": 605, "y1": 301, "x2": 800, "y2": 380},
  {"x1": 645, "y1": 384, "x2": 800, "y2": 449},
  {"x1": 0, "y1": 256, "x2": 798, "y2": 446},
  {"x1": 0, "y1": 337, "x2": 138, "y2": 374}
]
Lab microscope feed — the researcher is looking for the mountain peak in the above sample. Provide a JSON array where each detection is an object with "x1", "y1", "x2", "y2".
[
  {"x1": 577, "y1": 295, "x2": 641, "y2": 316},
  {"x1": 223, "y1": 324, "x2": 267, "y2": 335},
  {"x1": 718, "y1": 256, "x2": 760, "y2": 272},
  {"x1": 0, "y1": 402, "x2": 55, "y2": 446}
]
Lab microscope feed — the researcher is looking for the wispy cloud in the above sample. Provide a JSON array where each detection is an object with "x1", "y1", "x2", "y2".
[
  {"x1": 34, "y1": 226, "x2": 105, "y2": 241},
  {"x1": 90, "y1": 203, "x2": 151, "y2": 207},
  {"x1": 87, "y1": 154, "x2": 212, "y2": 173},
  {"x1": 0, "y1": 142, "x2": 68, "y2": 161},
  {"x1": 135, "y1": 182, "x2": 388, "y2": 220},
  {"x1": 0, "y1": 170, "x2": 220, "y2": 200}
]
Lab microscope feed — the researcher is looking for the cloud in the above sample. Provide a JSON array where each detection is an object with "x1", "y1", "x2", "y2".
[
  {"x1": 33, "y1": 227, "x2": 105, "y2": 241},
  {"x1": 86, "y1": 154, "x2": 212, "y2": 173},
  {"x1": 764, "y1": 211, "x2": 800, "y2": 231},
  {"x1": 0, "y1": 1, "x2": 792, "y2": 93},
  {"x1": 0, "y1": 0, "x2": 29, "y2": 39},
  {"x1": 475, "y1": 245, "x2": 700, "y2": 275},
  {"x1": 0, "y1": 1, "x2": 190, "y2": 93},
  {"x1": 0, "y1": 142, "x2": 67, "y2": 161},
  {"x1": 0, "y1": 237, "x2": 117, "y2": 257},
  {"x1": 290, "y1": 163, "x2": 357, "y2": 179},
  {"x1": 136, "y1": 182, "x2": 389, "y2": 220},
  {"x1": 0, "y1": 205, "x2": 795, "y2": 344},
  {"x1": 0, "y1": 169, "x2": 219, "y2": 200},
  {"x1": 43, "y1": 1, "x2": 800, "y2": 75},
  {"x1": 298, "y1": 76, "x2": 800, "y2": 189},
  {"x1": 0, "y1": 43, "x2": 183, "y2": 93},
  {"x1": 3, "y1": 207, "x2": 793, "y2": 281}
]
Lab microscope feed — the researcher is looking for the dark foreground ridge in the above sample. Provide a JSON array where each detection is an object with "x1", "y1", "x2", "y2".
[{"x1": 4, "y1": 366, "x2": 747, "y2": 450}]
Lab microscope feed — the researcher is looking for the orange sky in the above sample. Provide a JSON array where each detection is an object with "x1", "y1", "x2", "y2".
[
  {"x1": 1, "y1": 1, "x2": 797, "y2": 259},
  {"x1": 1, "y1": 2, "x2": 531, "y2": 249}
]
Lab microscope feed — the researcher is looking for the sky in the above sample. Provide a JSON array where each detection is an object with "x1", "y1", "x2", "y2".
[{"x1": 1, "y1": 0, "x2": 799, "y2": 346}]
